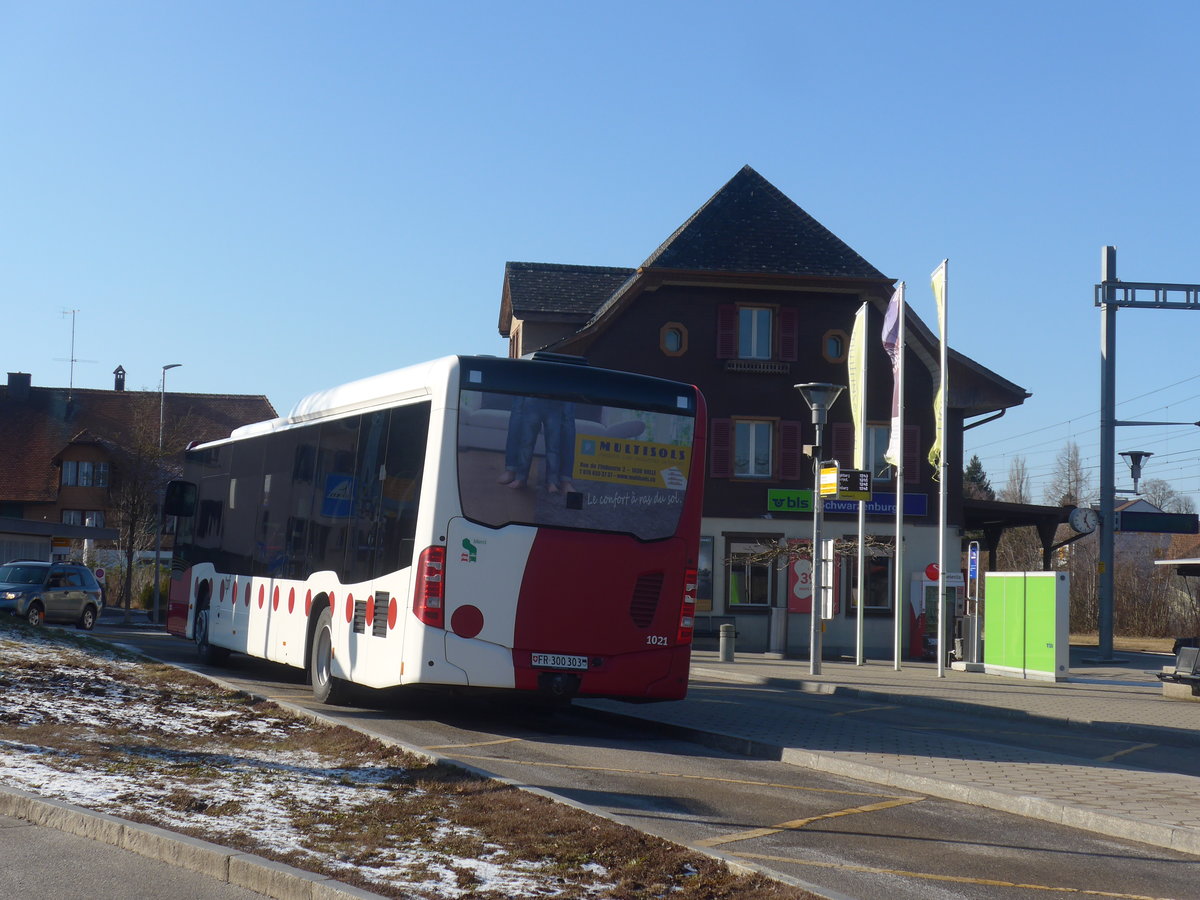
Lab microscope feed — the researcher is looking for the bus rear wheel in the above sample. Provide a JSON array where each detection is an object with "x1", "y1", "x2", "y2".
[
  {"x1": 195, "y1": 608, "x2": 229, "y2": 665},
  {"x1": 310, "y1": 608, "x2": 350, "y2": 705}
]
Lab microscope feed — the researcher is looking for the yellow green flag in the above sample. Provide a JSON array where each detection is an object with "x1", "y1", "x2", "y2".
[{"x1": 847, "y1": 303, "x2": 868, "y2": 469}]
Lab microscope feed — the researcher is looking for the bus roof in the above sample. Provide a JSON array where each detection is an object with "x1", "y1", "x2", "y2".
[{"x1": 198, "y1": 354, "x2": 696, "y2": 448}]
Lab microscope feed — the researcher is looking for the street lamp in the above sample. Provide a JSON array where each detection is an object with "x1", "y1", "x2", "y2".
[
  {"x1": 153, "y1": 364, "x2": 182, "y2": 625},
  {"x1": 1119, "y1": 450, "x2": 1152, "y2": 494},
  {"x1": 795, "y1": 382, "x2": 845, "y2": 675}
]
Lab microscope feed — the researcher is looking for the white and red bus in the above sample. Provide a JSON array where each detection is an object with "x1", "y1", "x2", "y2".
[{"x1": 166, "y1": 353, "x2": 706, "y2": 704}]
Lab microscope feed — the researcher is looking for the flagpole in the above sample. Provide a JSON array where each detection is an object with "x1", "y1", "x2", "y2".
[
  {"x1": 853, "y1": 303, "x2": 868, "y2": 666},
  {"x1": 893, "y1": 284, "x2": 906, "y2": 671},
  {"x1": 935, "y1": 260, "x2": 949, "y2": 679}
]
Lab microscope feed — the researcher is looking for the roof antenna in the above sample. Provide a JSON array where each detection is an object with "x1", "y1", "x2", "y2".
[{"x1": 55, "y1": 309, "x2": 96, "y2": 401}]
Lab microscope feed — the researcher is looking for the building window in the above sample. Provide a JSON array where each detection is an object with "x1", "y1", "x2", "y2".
[
  {"x1": 823, "y1": 329, "x2": 849, "y2": 363},
  {"x1": 660, "y1": 322, "x2": 688, "y2": 356},
  {"x1": 62, "y1": 509, "x2": 83, "y2": 526},
  {"x1": 710, "y1": 419, "x2": 803, "y2": 480},
  {"x1": 864, "y1": 424, "x2": 894, "y2": 483},
  {"x1": 726, "y1": 539, "x2": 778, "y2": 608},
  {"x1": 738, "y1": 308, "x2": 772, "y2": 359},
  {"x1": 85, "y1": 510, "x2": 105, "y2": 528},
  {"x1": 696, "y1": 535, "x2": 714, "y2": 613},
  {"x1": 716, "y1": 305, "x2": 799, "y2": 362},
  {"x1": 842, "y1": 542, "x2": 894, "y2": 614},
  {"x1": 734, "y1": 420, "x2": 773, "y2": 478},
  {"x1": 61, "y1": 460, "x2": 109, "y2": 487},
  {"x1": 831, "y1": 422, "x2": 921, "y2": 485}
]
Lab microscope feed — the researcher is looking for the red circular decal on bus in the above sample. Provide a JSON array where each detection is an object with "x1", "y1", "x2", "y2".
[
  {"x1": 345, "y1": 593, "x2": 354, "y2": 623},
  {"x1": 219, "y1": 580, "x2": 227, "y2": 603},
  {"x1": 288, "y1": 587, "x2": 296, "y2": 614},
  {"x1": 387, "y1": 597, "x2": 398, "y2": 630},
  {"x1": 451, "y1": 605, "x2": 484, "y2": 640},
  {"x1": 365, "y1": 598, "x2": 375, "y2": 628},
  {"x1": 244, "y1": 581, "x2": 252, "y2": 606},
  {"x1": 329, "y1": 592, "x2": 336, "y2": 616},
  {"x1": 305, "y1": 590, "x2": 312, "y2": 616},
  {"x1": 258, "y1": 585, "x2": 265, "y2": 608},
  {"x1": 272, "y1": 586, "x2": 280, "y2": 611}
]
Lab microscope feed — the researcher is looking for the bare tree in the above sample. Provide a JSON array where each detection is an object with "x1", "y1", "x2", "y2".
[
  {"x1": 104, "y1": 395, "x2": 194, "y2": 622},
  {"x1": 1043, "y1": 441, "x2": 1095, "y2": 508},
  {"x1": 992, "y1": 456, "x2": 1042, "y2": 571},
  {"x1": 999, "y1": 456, "x2": 1031, "y2": 504},
  {"x1": 1141, "y1": 478, "x2": 1197, "y2": 514}
]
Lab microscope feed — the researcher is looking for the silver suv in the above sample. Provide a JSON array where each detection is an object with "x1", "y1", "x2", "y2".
[{"x1": 0, "y1": 561, "x2": 104, "y2": 630}]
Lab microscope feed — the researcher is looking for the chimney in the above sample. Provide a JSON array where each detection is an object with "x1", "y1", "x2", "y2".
[
  {"x1": 113, "y1": 365, "x2": 126, "y2": 392},
  {"x1": 7, "y1": 372, "x2": 31, "y2": 401}
]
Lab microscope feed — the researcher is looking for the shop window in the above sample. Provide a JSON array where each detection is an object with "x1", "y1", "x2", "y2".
[
  {"x1": 726, "y1": 539, "x2": 778, "y2": 608},
  {"x1": 841, "y1": 541, "x2": 894, "y2": 614}
]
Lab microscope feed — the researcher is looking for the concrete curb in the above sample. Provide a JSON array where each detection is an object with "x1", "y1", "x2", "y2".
[
  {"x1": 689, "y1": 664, "x2": 1200, "y2": 749},
  {"x1": 0, "y1": 784, "x2": 387, "y2": 900},
  {"x1": 580, "y1": 702, "x2": 1200, "y2": 859}
]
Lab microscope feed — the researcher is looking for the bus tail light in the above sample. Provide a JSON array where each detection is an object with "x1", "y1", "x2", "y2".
[
  {"x1": 413, "y1": 546, "x2": 445, "y2": 628},
  {"x1": 676, "y1": 567, "x2": 697, "y2": 644}
]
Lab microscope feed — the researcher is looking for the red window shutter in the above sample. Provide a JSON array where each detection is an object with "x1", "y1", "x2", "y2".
[
  {"x1": 830, "y1": 422, "x2": 854, "y2": 468},
  {"x1": 778, "y1": 420, "x2": 803, "y2": 480},
  {"x1": 716, "y1": 306, "x2": 737, "y2": 359},
  {"x1": 778, "y1": 307, "x2": 799, "y2": 361},
  {"x1": 904, "y1": 426, "x2": 921, "y2": 484},
  {"x1": 710, "y1": 419, "x2": 732, "y2": 477}
]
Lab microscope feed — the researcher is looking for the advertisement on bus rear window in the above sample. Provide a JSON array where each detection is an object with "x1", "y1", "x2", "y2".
[{"x1": 457, "y1": 389, "x2": 694, "y2": 540}]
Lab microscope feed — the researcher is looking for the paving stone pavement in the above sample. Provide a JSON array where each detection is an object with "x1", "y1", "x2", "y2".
[{"x1": 580, "y1": 645, "x2": 1200, "y2": 856}]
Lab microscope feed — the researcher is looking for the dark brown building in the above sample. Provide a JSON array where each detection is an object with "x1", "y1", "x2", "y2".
[
  {"x1": 0, "y1": 369, "x2": 275, "y2": 560},
  {"x1": 499, "y1": 166, "x2": 1030, "y2": 656}
]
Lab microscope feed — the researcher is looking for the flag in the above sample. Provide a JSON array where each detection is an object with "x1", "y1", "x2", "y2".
[
  {"x1": 848, "y1": 303, "x2": 868, "y2": 469},
  {"x1": 929, "y1": 261, "x2": 948, "y2": 476},
  {"x1": 881, "y1": 285, "x2": 902, "y2": 467}
]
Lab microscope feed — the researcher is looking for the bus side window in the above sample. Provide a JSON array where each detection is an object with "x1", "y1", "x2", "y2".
[{"x1": 374, "y1": 402, "x2": 431, "y2": 578}]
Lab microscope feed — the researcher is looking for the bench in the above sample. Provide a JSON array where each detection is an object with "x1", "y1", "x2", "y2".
[{"x1": 1158, "y1": 646, "x2": 1200, "y2": 699}]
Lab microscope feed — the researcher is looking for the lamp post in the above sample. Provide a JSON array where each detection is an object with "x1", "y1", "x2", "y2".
[
  {"x1": 1119, "y1": 450, "x2": 1152, "y2": 494},
  {"x1": 796, "y1": 382, "x2": 845, "y2": 675},
  {"x1": 153, "y1": 364, "x2": 182, "y2": 624}
]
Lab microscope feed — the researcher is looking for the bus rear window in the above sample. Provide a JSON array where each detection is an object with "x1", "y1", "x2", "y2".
[{"x1": 456, "y1": 389, "x2": 695, "y2": 540}]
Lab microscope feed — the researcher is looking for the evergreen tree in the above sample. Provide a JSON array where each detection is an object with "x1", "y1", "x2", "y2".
[{"x1": 963, "y1": 454, "x2": 995, "y2": 500}]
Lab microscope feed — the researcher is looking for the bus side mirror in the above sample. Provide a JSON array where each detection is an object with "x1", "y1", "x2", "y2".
[{"x1": 164, "y1": 480, "x2": 198, "y2": 517}]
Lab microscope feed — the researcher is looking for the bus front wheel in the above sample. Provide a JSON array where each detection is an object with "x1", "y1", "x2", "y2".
[{"x1": 310, "y1": 608, "x2": 350, "y2": 705}]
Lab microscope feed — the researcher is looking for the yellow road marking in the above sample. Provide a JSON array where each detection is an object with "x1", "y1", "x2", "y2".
[
  {"x1": 424, "y1": 737, "x2": 524, "y2": 750},
  {"x1": 734, "y1": 852, "x2": 1172, "y2": 900},
  {"x1": 1095, "y1": 742, "x2": 1156, "y2": 763},
  {"x1": 695, "y1": 798, "x2": 921, "y2": 848},
  {"x1": 831, "y1": 705, "x2": 897, "y2": 717},
  {"x1": 446, "y1": 753, "x2": 914, "y2": 800}
]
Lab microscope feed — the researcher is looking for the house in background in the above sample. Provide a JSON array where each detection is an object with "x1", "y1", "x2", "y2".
[
  {"x1": 0, "y1": 369, "x2": 275, "y2": 559},
  {"x1": 499, "y1": 166, "x2": 1031, "y2": 657}
]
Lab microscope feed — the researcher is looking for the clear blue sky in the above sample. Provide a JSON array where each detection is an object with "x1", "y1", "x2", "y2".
[{"x1": 5, "y1": 1, "x2": 1199, "y2": 505}]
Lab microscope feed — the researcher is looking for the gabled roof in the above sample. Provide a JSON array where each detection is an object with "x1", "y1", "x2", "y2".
[
  {"x1": 499, "y1": 262, "x2": 634, "y2": 336},
  {"x1": 495, "y1": 165, "x2": 1028, "y2": 417},
  {"x1": 641, "y1": 165, "x2": 888, "y2": 279},
  {"x1": 0, "y1": 384, "x2": 276, "y2": 504}
]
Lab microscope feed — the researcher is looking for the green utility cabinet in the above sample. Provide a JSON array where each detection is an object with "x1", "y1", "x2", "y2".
[{"x1": 982, "y1": 571, "x2": 1070, "y2": 681}]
